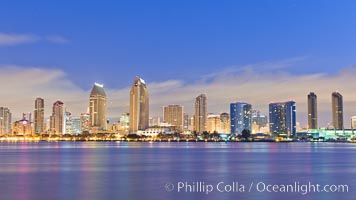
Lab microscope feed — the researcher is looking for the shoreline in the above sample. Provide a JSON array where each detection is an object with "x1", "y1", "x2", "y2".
[{"x1": 0, "y1": 138, "x2": 353, "y2": 143}]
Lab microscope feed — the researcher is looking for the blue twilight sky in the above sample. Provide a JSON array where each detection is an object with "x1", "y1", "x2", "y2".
[{"x1": 1, "y1": 0, "x2": 356, "y2": 127}]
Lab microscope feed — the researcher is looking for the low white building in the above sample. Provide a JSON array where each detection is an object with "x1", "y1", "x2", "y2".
[{"x1": 137, "y1": 127, "x2": 173, "y2": 136}]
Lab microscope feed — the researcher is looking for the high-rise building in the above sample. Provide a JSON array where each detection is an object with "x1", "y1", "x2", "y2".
[
  {"x1": 308, "y1": 92, "x2": 318, "y2": 129},
  {"x1": 188, "y1": 116, "x2": 195, "y2": 131},
  {"x1": 129, "y1": 76, "x2": 149, "y2": 133},
  {"x1": 119, "y1": 113, "x2": 130, "y2": 131},
  {"x1": 89, "y1": 83, "x2": 107, "y2": 131},
  {"x1": 269, "y1": 101, "x2": 296, "y2": 137},
  {"x1": 163, "y1": 105, "x2": 184, "y2": 132},
  {"x1": 71, "y1": 117, "x2": 81, "y2": 135},
  {"x1": 230, "y1": 102, "x2": 252, "y2": 135},
  {"x1": 34, "y1": 97, "x2": 45, "y2": 134},
  {"x1": 183, "y1": 113, "x2": 189, "y2": 131},
  {"x1": 80, "y1": 113, "x2": 90, "y2": 133},
  {"x1": 64, "y1": 111, "x2": 72, "y2": 135},
  {"x1": 50, "y1": 101, "x2": 65, "y2": 135},
  {"x1": 194, "y1": 94, "x2": 207, "y2": 134},
  {"x1": 351, "y1": 116, "x2": 356, "y2": 129},
  {"x1": 332, "y1": 92, "x2": 343, "y2": 129},
  {"x1": 0, "y1": 107, "x2": 12, "y2": 135},
  {"x1": 220, "y1": 113, "x2": 230, "y2": 134},
  {"x1": 206, "y1": 114, "x2": 221, "y2": 133}
]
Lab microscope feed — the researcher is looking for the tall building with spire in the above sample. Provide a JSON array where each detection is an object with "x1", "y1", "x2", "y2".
[
  {"x1": 130, "y1": 76, "x2": 149, "y2": 133},
  {"x1": 50, "y1": 101, "x2": 65, "y2": 135},
  {"x1": 89, "y1": 83, "x2": 107, "y2": 131},
  {"x1": 194, "y1": 94, "x2": 207, "y2": 134},
  {"x1": 34, "y1": 97, "x2": 45, "y2": 134},
  {"x1": 307, "y1": 92, "x2": 318, "y2": 129},
  {"x1": 332, "y1": 92, "x2": 343, "y2": 129}
]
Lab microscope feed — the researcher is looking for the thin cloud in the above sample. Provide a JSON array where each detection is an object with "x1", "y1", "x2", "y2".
[
  {"x1": 0, "y1": 33, "x2": 69, "y2": 46},
  {"x1": 0, "y1": 33, "x2": 39, "y2": 46},
  {"x1": 45, "y1": 35, "x2": 69, "y2": 44}
]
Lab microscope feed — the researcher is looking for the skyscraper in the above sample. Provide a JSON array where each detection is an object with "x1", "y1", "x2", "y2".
[
  {"x1": 80, "y1": 113, "x2": 90, "y2": 133},
  {"x1": 64, "y1": 111, "x2": 72, "y2": 135},
  {"x1": 89, "y1": 83, "x2": 107, "y2": 131},
  {"x1": 50, "y1": 101, "x2": 65, "y2": 135},
  {"x1": 220, "y1": 113, "x2": 230, "y2": 134},
  {"x1": 230, "y1": 102, "x2": 252, "y2": 135},
  {"x1": 194, "y1": 94, "x2": 207, "y2": 134},
  {"x1": 0, "y1": 107, "x2": 12, "y2": 135},
  {"x1": 163, "y1": 105, "x2": 184, "y2": 132},
  {"x1": 130, "y1": 76, "x2": 149, "y2": 133},
  {"x1": 269, "y1": 101, "x2": 296, "y2": 137},
  {"x1": 332, "y1": 92, "x2": 343, "y2": 129},
  {"x1": 183, "y1": 113, "x2": 189, "y2": 131},
  {"x1": 71, "y1": 116, "x2": 81, "y2": 135},
  {"x1": 34, "y1": 97, "x2": 45, "y2": 134},
  {"x1": 307, "y1": 92, "x2": 318, "y2": 129}
]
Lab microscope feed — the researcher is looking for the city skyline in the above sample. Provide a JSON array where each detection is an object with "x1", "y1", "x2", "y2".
[
  {"x1": 1, "y1": 80, "x2": 356, "y2": 130},
  {"x1": 1, "y1": 1, "x2": 356, "y2": 128},
  {"x1": 1, "y1": 2, "x2": 356, "y2": 200}
]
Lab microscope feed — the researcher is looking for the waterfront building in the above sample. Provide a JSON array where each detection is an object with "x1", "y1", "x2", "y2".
[
  {"x1": 34, "y1": 97, "x2": 45, "y2": 134},
  {"x1": 50, "y1": 101, "x2": 65, "y2": 135},
  {"x1": 163, "y1": 105, "x2": 184, "y2": 132},
  {"x1": 137, "y1": 127, "x2": 173, "y2": 137},
  {"x1": 332, "y1": 92, "x2": 343, "y2": 129},
  {"x1": 89, "y1": 83, "x2": 107, "y2": 131},
  {"x1": 183, "y1": 113, "x2": 189, "y2": 131},
  {"x1": 220, "y1": 113, "x2": 230, "y2": 134},
  {"x1": 119, "y1": 113, "x2": 130, "y2": 131},
  {"x1": 194, "y1": 94, "x2": 207, "y2": 133},
  {"x1": 64, "y1": 111, "x2": 72, "y2": 135},
  {"x1": 308, "y1": 92, "x2": 318, "y2": 129},
  {"x1": 130, "y1": 76, "x2": 149, "y2": 133},
  {"x1": 12, "y1": 118, "x2": 32, "y2": 136},
  {"x1": 206, "y1": 114, "x2": 221, "y2": 133},
  {"x1": 0, "y1": 107, "x2": 12, "y2": 135},
  {"x1": 230, "y1": 102, "x2": 252, "y2": 135},
  {"x1": 269, "y1": 101, "x2": 296, "y2": 137},
  {"x1": 301, "y1": 129, "x2": 356, "y2": 141},
  {"x1": 188, "y1": 116, "x2": 195, "y2": 131},
  {"x1": 71, "y1": 116, "x2": 81, "y2": 135},
  {"x1": 80, "y1": 113, "x2": 90, "y2": 133},
  {"x1": 351, "y1": 116, "x2": 356, "y2": 129}
]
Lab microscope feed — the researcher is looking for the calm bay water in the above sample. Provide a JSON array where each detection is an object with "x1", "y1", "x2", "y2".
[{"x1": 0, "y1": 142, "x2": 355, "y2": 200}]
